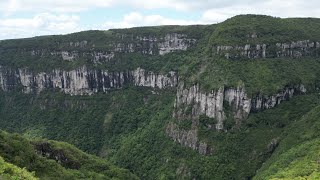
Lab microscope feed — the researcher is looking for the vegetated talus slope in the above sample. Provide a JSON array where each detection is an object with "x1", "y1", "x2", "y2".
[
  {"x1": 0, "y1": 130, "x2": 139, "y2": 179},
  {"x1": 254, "y1": 105, "x2": 320, "y2": 179},
  {"x1": 0, "y1": 14, "x2": 320, "y2": 180}
]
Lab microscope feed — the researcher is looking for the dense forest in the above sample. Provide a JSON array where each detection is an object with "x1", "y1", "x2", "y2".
[{"x1": 1, "y1": 15, "x2": 320, "y2": 179}]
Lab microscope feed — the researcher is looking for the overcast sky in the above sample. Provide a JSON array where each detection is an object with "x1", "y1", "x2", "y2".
[{"x1": 0, "y1": 0, "x2": 319, "y2": 40}]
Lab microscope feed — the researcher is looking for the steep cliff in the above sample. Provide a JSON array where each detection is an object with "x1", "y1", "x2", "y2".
[
  {"x1": 0, "y1": 131, "x2": 139, "y2": 179},
  {"x1": 174, "y1": 83, "x2": 306, "y2": 128},
  {"x1": 23, "y1": 33, "x2": 196, "y2": 64},
  {"x1": 0, "y1": 66, "x2": 178, "y2": 95},
  {"x1": 1, "y1": 15, "x2": 320, "y2": 180},
  {"x1": 168, "y1": 82, "x2": 307, "y2": 154},
  {"x1": 215, "y1": 40, "x2": 320, "y2": 59}
]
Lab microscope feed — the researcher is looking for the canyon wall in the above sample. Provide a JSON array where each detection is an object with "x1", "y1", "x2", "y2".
[
  {"x1": 215, "y1": 40, "x2": 320, "y2": 59},
  {"x1": 167, "y1": 83, "x2": 306, "y2": 154},
  {"x1": 0, "y1": 66, "x2": 178, "y2": 95}
]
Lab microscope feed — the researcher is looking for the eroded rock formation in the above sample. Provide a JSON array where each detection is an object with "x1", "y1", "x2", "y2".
[
  {"x1": 215, "y1": 40, "x2": 320, "y2": 59},
  {"x1": 168, "y1": 83, "x2": 306, "y2": 154},
  {"x1": 0, "y1": 66, "x2": 178, "y2": 95}
]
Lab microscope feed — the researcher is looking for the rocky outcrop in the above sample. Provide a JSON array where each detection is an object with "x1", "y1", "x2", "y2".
[
  {"x1": 166, "y1": 122, "x2": 212, "y2": 155},
  {"x1": 224, "y1": 86, "x2": 251, "y2": 121},
  {"x1": 31, "y1": 50, "x2": 115, "y2": 63},
  {"x1": 69, "y1": 41, "x2": 88, "y2": 48},
  {"x1": 174, "y1": 83, "x2": 306, "y2": 128},
  {"x1": 0, "y1": 66, "x2": 178, "y2": 95},
  {"x1": 251, "y1": 85, "x2": 306, "y2": 111},
  {"x1": 215, "y1": 40, "x2": 320, "y2": 59},
  {"x1": 29, "y1": 33, "x2": 196, "y2": 63},
  {"x1": 93, "y1": 52, "x2": 115, "y2": 63},
  {"x1": 216, "y1": 44, "x2": 267, "y2": 59},
  {"x1": 113, "y1": 33, "x2": 196, "y2": 55},
  {"x1": 34, "y1": 142, "x2": 81, "y2": 169},
  {"x1": 166, "y1": 122, "x2": 198, "y2": 151},
  {"x1": 61, "y1": 51, "x2": 79, "y2": 61},
  {"x1": 158, "y1": 34, "x2": 195, "y2": 55},
  {"x1": 169, "y1": 83, "x2": 306, "y2": 154},
  {"x1": 133, "y1": 68, "x2": 178, "y2": 88},
  {"x1": 173, "y1": 83, "x2": 225, "y2": 130}
]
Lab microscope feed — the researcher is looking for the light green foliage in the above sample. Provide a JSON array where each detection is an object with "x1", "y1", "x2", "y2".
[
  {"x1": 0, "y1": 131, "x2": 139, "y2": 179},
  {"x1": 209, "y1": 14, "x2": 320, "y2": 46},
  {"x1": 0, "y1": 14, "x2": 320, "y2": 180},
  {"x1": 184, "y1": 57, "x2": 320, "y2": 94},
  {"x1": 0, "y1": 156, "x2": 37, "y2": 180},
  {"x1": 254, "y1": 105, "x2": 320, "y2": 179},
  {"x1": 1, "y1": 87, "x2": 317, "y2": 179}
]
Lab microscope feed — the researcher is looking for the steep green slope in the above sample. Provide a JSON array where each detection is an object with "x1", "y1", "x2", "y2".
[
  {"x1": 181, "y1": 56, "x2": 320, "y2": 94},
  {"x1": 209, "y1": 14, "x2": 320, "y2": 45},
  {"x1": 1, "y1": 15, "x2": 320, "y2": 95},
  {"x1": 0, "y1": 131, "x2": 138, "y2": 179},
  {"x1": 254, "y1": 105, "x2": 320, "y2": 179},
  {"x1": 0, "y1": 88, "x2": 319, "y2": 179},
  {"x1": 0, "y1": 25, "x2": 210, "y2": 72},
  {"x1": 1, "y1": 14, "x2": 320, "y2": 180},
  {"x1": 0, "y1": 156, "x2": 37, "y2": 180}
]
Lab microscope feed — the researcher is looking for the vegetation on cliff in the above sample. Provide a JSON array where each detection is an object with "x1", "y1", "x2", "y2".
[
  {"x1": 0, "y1": 130, "x2": 138, "y2": 179},
  {"x1": 0, "y1": 15, "x2": 320, "y2": 179}
]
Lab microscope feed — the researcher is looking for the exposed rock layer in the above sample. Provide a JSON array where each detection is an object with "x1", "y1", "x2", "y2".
[
  {"x1": 28, "y1": 33, "x2": 196, "y2": 63},
  {"x1": 168, "y1": 83, "x2": 306, "y2": 154},
  {"x1": 215, "y1": 40, "x2": 320, "y2": 59},
  {"x1": 174, "y1": 83, "x2": 306, "y2": 128},
  {"x1": 0, "y1": 66, "x2": 178, "y2": 95}
]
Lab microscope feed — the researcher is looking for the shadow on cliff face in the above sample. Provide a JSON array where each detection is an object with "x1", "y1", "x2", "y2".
[{"x1": 33, "y1": 142, "x2": 81, "y2": 169}]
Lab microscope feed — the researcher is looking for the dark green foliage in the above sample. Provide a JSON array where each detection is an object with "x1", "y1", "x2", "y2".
[
  {"x1": 1, "y1": 86, "x2": 317, "y2": 179},
  {"x1": 0, "y1": 156, "x2": 37, "y2": 180},
  {"x1": 209, "y1": 14, "x2": 320, "y2": 46},
  {"x1": 0, "y1": 131, "x2": 138, "y2": 179},
  {"x1": 190, "y1": 57, "x2": 320, "y2": 94},
  {"x1": 199, "y1": 115, "x2": 217, "y2": 126},
  {"x1": 1, "y1": 14, "x2": 320, "y2": 180},
  {"x1": 254, "y1": 105, "x2": 320, "y2": 179}
]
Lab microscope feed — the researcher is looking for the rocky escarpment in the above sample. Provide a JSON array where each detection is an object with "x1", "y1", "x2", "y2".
[
  {"x1": 28, "y1": 33, "x2": 196, "y2": 63},
  {"x1": 174, "y1": 83, "x2": 306, "y2": 128},
  {"x1": 34, "y1": 142, "x2": 81, "y2": 169},
  {"x1": 215, "y1": 40, "x2": 320, "y2": 59},
  {"x1": 0, "y1": 66, "x2": 178, "y2": 95},
  {"x1": 113, "y1": 33, "x2": 196, "y2": 55},
  {"x1": 173, "y1": 84, "x2": 225, "y2": 129},
  {"x1": 168, "y1": 83, "x2": 306, "y2": 154}
]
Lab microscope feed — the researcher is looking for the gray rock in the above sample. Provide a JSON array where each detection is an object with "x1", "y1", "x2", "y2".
[
  {"x1": 0, "y1": 66, "x2": 178, "y2": 95},
  {"x1": 215, "y1": 40, "x2": 319, "y2": 59}
]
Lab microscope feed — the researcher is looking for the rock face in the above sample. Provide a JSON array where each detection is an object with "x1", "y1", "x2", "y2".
[
  {"x1": 251, "y1": 85, "x2": 306, "y2": 112},
  {"x1": 224, "y1": 86, "x2": 251, "y2": 121},
  {"x1": 158, "y1": 34, "x2": 195, "y2": 55},
  {"x1": 133, "y1": 68, "x2": 178, "y2": 88},
  {"x1": 28, "y1": 33, "x2": 196, "y2": 63},
  {"x1": 168, "y1": 83, "x2": 306, "y2": 154},
  {"x1": 166, "y1": 122, "x2": 211, "y2": 155},
  {"x1": 34, "y1": 142, "x2": 81, "y2": 169},
  {"x1": 215, "y1": 40, "x2": 320, "y2": 59},
  {"x1": 173, "y1": 83, "x2": 225, "y2": 130},
  {"x1": 113, "y1": 33, "x2": 196, "y2": 55},
  {"x1": 174, "y1": 83, "x2": 306, "y2": 128},
  {"x1": 166, "y1": 122, "x2": 198, "y2": 151},
  {"x1": 0, "y1": 66, "x2": 178, "y2": 95}
]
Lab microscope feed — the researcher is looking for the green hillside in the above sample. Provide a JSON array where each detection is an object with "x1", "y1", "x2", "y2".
[
  {"x1": 254, "y1": 105, "x2": 320, "y2": 179},
  {"x1": 1, "y1": 14, "x2": 320, "y2": 179},
  {"x1": 0, "y1": 156, "x2": 37, "y2": 180},
  {"x1": 0, "y1": 131, "x2": 138, "y2": 179}
]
